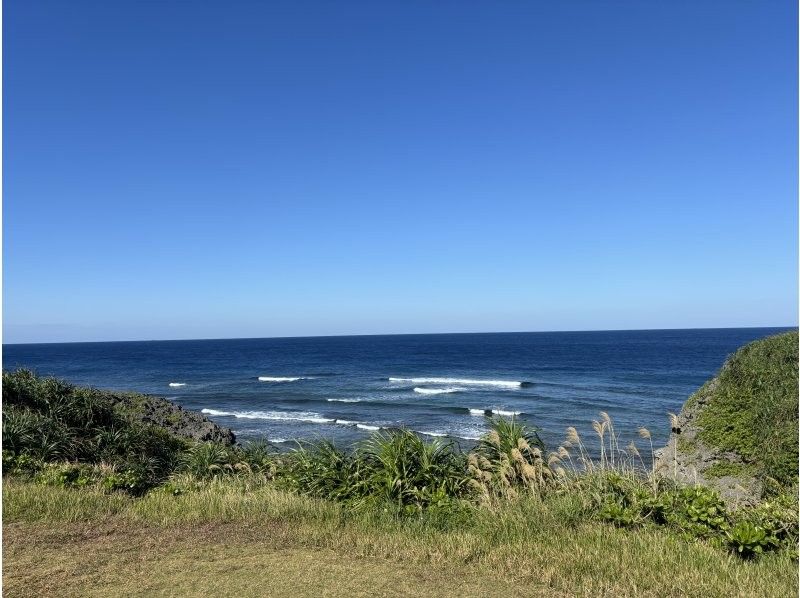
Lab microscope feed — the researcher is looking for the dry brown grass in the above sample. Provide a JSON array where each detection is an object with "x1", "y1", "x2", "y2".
[
  {"x1": 3, "y1": 479, "x2": 798, "y2": 597},
  {"x1": 2, "y1": 521, "x2": 540, "y2": 598}
]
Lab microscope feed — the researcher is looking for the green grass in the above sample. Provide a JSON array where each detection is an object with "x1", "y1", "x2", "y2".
[
  {"x1": 694, "y1": 331, "x2": 798, "y2": 487},
  {"x1": 4, "y1": 477, "x2": 798, "y2": 597}
]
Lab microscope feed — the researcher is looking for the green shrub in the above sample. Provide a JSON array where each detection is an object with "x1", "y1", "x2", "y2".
[
  {"x1": 179, "y1": 443, "x2": 238, "y2": 479},
  {"x1": 356, "y1": 429, "x2": 469, "y2": 510},
  {"x1": 2, "y1": 370, "x2": 189, "y2": 492},
  {"x1": 726, "y1": 521, "x2": 777, "y2": 558},
  {"x1": 235, "y1": 440, "x2": 275, "y2": 476},
  {"x1": 2, "y1": 450, "x2": 44, "y2": 476},
  {"x1": 278, "y1": 440, "x2": 363, "y2": 502},
  {"x1": 694, "y1": 332, "x2": 798, "y2": 489}
]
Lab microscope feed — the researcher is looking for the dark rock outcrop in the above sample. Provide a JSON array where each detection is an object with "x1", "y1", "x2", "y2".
[{"x1": 110, "y1": 393, "x2": 236, "y2": 445}]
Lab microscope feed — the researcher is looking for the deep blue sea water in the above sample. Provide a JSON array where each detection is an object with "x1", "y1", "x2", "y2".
[{"x1": 2, "y1": 328, "x2": 791, "y2": 450}]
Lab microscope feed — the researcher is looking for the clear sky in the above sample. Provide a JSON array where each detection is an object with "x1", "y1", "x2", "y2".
[{"x1": 4, "y1": 1, "x2": 797, "y2": 343}]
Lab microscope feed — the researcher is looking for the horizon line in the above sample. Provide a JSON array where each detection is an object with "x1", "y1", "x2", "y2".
[{"x1": 2, "y1": 324, "x2": 796, "y2": 346}]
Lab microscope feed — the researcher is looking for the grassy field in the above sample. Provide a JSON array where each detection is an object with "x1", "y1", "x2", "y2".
[{"x1": 4, "y1": 477, "x2": 798, "y2": 597}]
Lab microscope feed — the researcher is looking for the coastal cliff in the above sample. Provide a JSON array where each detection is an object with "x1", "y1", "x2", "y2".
[{"x1": 655, "y1": 331, "x2": 798, "y2": 503}]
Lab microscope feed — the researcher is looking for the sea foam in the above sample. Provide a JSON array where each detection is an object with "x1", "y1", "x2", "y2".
[
  {"x1": 257, "y1": 376, "x2": 310, "y2": 382},
  {"x1": 416, "y1": 429, "x2": 483, "y2": 441},
  {"x1": 469, "y1": 407, "x2": 522, "y2": 416},
  {"x1": 413, "y1": 387, "x2": 465, "y2": 395},
  {"x1": 390, "y1": 377, "x2": 522, "y2": 389},
  {"x1": 494, "y1": 409, "x2": 522, "y2": 417},
  {"x1": 168, "y1": 382, "x2": 186, "y2": 387},
  {"x1": 201, "y1": 408, "x2": 333, "y2": 424}
]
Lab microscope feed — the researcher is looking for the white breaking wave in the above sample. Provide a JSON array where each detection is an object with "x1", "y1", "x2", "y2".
[
  {"x1": 413, "y1": 387, "x2": 465, "y2": 395},
  {"x1": 257, "y1": 376, "x2": 310, "y2": 382},
  {"x1": 390, "y1": 377, "x2": 521, "y2": 389},
  {"x1": 356, "y1": 423, "x2": 381, "y2": 431},
  {"x1": 201, "y1": 408, "x2": 386, "y2": 431},
  {"x1": 201, "y1": 408, "x2": 333, "y2": 424},
  {"x1": 327, "y1": 398, "x2": 361, "y2": 403},
  {"x1": 469, "y1": 407, "x2": 521, "y2": 417},
  {"x1": 168, "y1": 382, "x2": 186, "y2": 387},
  {"x1": 494, "y1": 409, "x2": 522, "y2": 417},
  {"x1": 417, "y1": 429, "x2": 483, "y2": 441}
]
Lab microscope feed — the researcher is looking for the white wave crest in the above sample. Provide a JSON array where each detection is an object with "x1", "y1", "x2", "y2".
[
  {"x1": 417, "y1": 430, "x2": 447, "y2": 437},
  {"x1": 390, "y1": 377, "x2": 521, "y2": 389},
  {"x1": 201, "y1": 408, "x2": 333, "y2": 424},
  {"x1": 356, "y1": 423, "x2": 381, "y2": 431},
  {"x1": 257, "y1": 376, "x2": 310, "y2": 382},
  {"x1": 416, "y1": 429, "x2": 483, "y2": 440},
  {"x1": 168, "y1": 382, "x2": 186, "y2": 387},
  {"x1": 327, "y1": 398, "x2": 361, "y2": 403},
  {"x1": 413, "y1": 387, "x2": 465, "y2": 395},
  {"x1": 468, "y1": 407, "x2": 521, "y2": 417}
]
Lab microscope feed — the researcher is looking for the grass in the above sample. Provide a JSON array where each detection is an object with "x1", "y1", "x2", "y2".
[
  {"x1": 693, "y1": 331, "x2": 798, "y2": 488},
  {"x1": 4, "y1": 477, "x2": 798, "y2": 597}
]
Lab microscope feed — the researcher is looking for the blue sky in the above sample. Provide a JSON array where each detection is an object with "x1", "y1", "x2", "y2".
[{"x1": 4, "y1": 1, "x2": 797, "y2": 343}]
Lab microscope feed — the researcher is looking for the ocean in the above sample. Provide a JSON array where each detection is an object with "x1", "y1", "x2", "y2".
[{"x1": 2, "y1": 328, "x2": 790, "y2": 450}]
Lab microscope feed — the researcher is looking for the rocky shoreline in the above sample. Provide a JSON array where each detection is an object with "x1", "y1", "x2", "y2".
[{"x1": 110, "y1": 392, "x2": 236, "y2": 446}]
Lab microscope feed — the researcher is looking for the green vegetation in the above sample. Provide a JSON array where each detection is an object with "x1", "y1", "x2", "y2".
[
  {"x1": 704, "y1": 461, "x2": 748, "y2": 479},
  {"x1": 693, "y1": 331, "x2": 798, "y2": 488},
  {"x1": 3, "y1": 476, "x2": 798, "y2": 597},
  {"x1": 3, "y1": 346, "x2": 799, "y2": 596},
  {"x1": 2, "y1": 370, "x2": 189, "y2": 492}
]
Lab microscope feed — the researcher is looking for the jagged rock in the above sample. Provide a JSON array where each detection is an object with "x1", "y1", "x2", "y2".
[{"x1": 109, "y1": 393, "x2": 235, "y2": 445}]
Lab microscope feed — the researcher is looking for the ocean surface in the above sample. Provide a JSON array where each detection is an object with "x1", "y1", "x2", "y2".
[{"x1": 2, "y1": 328, "x2": 791, "y2": 450}]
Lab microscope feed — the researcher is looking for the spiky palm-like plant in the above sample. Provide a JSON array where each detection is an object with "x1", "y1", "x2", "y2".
[
  {"x1": 356, "y1": 429, "x2": 469, "y2": 508},
  {"x1": 278, "y1": 440, "x2": 363, "y2": 501},
  {"x1": 180, "y1": 442, "x2": 236, "y2": 479}
]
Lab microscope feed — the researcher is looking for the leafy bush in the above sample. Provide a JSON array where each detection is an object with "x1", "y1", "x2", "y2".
[
  {"x1": 235, "y1": 440, "x2": 276, "y2": 477},
  {"x1": 2, "y1": 370, "x2": 187, "y2": 492},
  {"x1": 693, "y1": 332, "x2": 798, "y2": 489},
  {"x1": 726, "y1": 521, "x2": 777, "y2": 558},
  {"x1": 356, "y1": 429, "x2": 469, "y2": 511},
  {"x1": 2, "y1": 450, "x2": 44, "y2": 476},
  {"x1": 278, "y1": 440, "x2": 365, "y2": 502},
  {"x1": 179, "y1": 443, "x2": 239, "y2": 479},
  {"x1": 277, "y1": 430, "x2": 470, "y2": 512}
]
